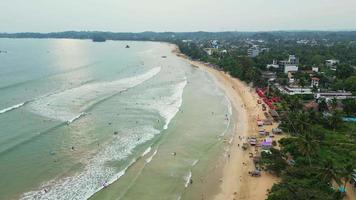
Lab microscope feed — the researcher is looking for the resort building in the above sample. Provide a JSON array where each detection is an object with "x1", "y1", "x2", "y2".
[
  {"x1": 314, "y1": 92, "x2": 354, "y2": 100},
  {"x1": 276, "y1": 84, "x2": 312, "y2": 95},
  {"x1": 311, "y1": 77, "x2": 320, "y2": 87},
  {"x1": 284, "y1": 65, "x2": 299, "y2": 73}
]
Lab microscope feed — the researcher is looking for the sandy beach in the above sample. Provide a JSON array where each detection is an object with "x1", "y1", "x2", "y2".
[{"x1": 173, "y1": 45, "x2": 280, "y2": 200}]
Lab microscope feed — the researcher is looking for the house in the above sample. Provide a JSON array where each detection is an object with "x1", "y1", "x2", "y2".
[
  {"x1": 281, "y1": 55, "x2": 299, "y2": 73},
  {"x1": 247, "y1": 45, "x2": 260, "y2": 57},
  {"x1": 288, "y1": 72, "x2": 295, "y2": 83},
  {"x1": 325, "y1": 59, "x2": 339, "y2": 70},
  {"x1": 312, "y1": 67, "x2": 319, "y2": 72},
  {"x1": 203, "y1": 48, "x2": 213, "y2": 56},
  {"x1": 276, "y1": 84, "x2": 312, "y2": 95},
  {"x1": 211, "y1": 40, "x2": 219, "y2": 49},
  {"x1": 284, "y1": 65, "x2": 299, "y2": 73},
  {"x1": 266, "y1": 60, "x2": 279, "y2": 69},
  {"x1": 261, "y1": 71, "x2": 277, "y2": 81},
  {"x1": 314, "y1": 92, "x2": 354, "y2": 100},
  {"x1": 288, "y1": 55, "x2": 299, "y2": 65},
  {"x1": 311, "y1": 77, "x2": 320, "y2": 87}
]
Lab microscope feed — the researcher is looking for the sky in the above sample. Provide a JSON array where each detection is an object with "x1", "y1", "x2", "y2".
[{"x1": 1, "y1": 0, "x2": 356, "y2": 33}]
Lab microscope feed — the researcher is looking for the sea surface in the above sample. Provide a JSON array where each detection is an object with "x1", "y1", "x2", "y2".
[{"x1": 0, "y1": 39, "x2": 234, "y2": 200}]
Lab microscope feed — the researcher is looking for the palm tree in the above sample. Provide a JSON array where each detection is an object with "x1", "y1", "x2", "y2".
[
  {"x1": 298, "y1": 131, "x2": 319, "y2": 166},
  {"x1": 299, "y1": 78, "x2": 306, "y2": 93},
  {"x1": 330, "y1": 98, "x2": 338, "y2": 111},
  {"x1": 318, "y1": 159, "x2": 341, "y2": 185},
  {"x1": 338, "y1": 164, "x2": 354, "y2": 195},
  {"x1": 327, "y1": 111, "x2": 343, "y2": 131}
]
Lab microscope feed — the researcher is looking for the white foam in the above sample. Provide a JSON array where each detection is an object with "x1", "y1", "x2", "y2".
[
  {"x1": 225, "y1": 95, "x2": 233, "y2": 115},
  {"x1": 21, "y1": 126, "x2": 160, "y2": 200},
  {"x1": 28, "y1": 67, "x2": 161, "y2": 122},
  {"x1": 145, "y1": 150, "x2": 157, "y2": 163},
  {"x1": 184, "y1": 171, "x2": 192, "y2": 188},
  {"x1": 141, "y1": 146, "x2": 152, "y2": 157},
  {"x1": 146, "y1": 79, "x2": 187, "y2": 130},
  {"x1": 67, "y1": 112, "x2": 86, "y2": 124},
  {"x1": 0, "y1": 102, "x2": 26, "y2": 114}
]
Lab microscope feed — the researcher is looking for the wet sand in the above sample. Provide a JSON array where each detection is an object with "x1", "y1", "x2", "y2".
[{"x1": 173, "y1": 45, "x2": 280, "y2": 200}]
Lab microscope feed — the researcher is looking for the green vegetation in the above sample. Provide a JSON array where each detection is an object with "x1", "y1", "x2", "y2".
[{"x1": 174, "y1": 34, "x2": 356, "y2": 200}]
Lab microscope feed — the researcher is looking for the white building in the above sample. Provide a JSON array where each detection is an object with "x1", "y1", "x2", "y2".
[
  {"x1": 277, "y1": 85, "x2": 312, "y2": 95},
  {"x1": 311, "y1": 77, "x2": 320, "y2": 87},
  {"x1": 267, "y1": 60, "x2": 279, "y2": 69},
  {"x1": 312, "y1": 67, "x2": 319, "y2": 72},
  {"x1": 315, "y1": 92, "x2": 354, "y2": 100},
  {"x1": 284, "y1": 65, "x2": 298, "y2": 73},
  {"x1": 247, "y1": 45, "x2": 260, "y2": 57},
  {"x1": 325, "y1": 59, "x2": 339, "y2": 69},
  {"x1": 279, "y1": 55, "x2": 299, "y2": 73},
  {"x1": 203, "y1": 48, "x2": 214, "y2": 56},
  {"x1": 288, "y1": 55, "x2": 299, "y2": 65}
]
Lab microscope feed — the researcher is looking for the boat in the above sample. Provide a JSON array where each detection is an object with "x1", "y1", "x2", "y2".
[{"x1": 125, "y1": 45, "x2": 130, "y2": 48}]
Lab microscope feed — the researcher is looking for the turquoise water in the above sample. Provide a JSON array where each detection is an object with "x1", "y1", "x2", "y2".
[{"x1": 0, "y1": 39, "x2": 233, "y2": 200}]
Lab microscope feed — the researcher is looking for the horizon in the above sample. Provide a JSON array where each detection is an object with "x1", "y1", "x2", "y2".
[
  {"x1": 2, "y1": 29, "x2": 356, "y2": 34},
  {"x1": 1, "y1": 0, "x2": 356, "y2": 33}
]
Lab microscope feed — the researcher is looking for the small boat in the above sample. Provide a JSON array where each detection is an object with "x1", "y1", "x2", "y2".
[
  {"x1": 125, "y1": 45, "x2": 130, "y2": 48},
  {"x1": 161, "y1": 56, "x2": 167, "y2": 58}
]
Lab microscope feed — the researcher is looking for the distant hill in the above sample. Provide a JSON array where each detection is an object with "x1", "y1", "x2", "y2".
[{"x1": 1, "y1": 31, "x2": 356, "y2": 42}]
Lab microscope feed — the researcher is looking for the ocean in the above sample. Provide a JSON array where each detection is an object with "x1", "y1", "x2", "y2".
[{"x1": 0, "y1": 39, "x2": 234, "y2": 200}]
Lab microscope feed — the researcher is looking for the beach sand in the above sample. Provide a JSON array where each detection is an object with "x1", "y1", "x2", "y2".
[{"x1": 173, "y1": 45, "x2": 280, "y2": 200}]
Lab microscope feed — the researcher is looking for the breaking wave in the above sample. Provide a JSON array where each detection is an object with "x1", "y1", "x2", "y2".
[
  {"x1": 0, "y1": 101, "x2": 28, "y2": 114},
  {"x1": 28, "y1": 67, "x2": 161, "y2": 122}
]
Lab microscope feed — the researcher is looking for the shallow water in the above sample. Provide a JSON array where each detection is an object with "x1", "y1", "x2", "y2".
[{"x1": 0, "y1": 39, "x2": 233, "y2": 200}]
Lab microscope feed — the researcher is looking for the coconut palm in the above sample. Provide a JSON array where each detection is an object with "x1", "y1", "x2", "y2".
[
  {"x1": 317, "y1": 159, "x2": 341, "y2": 184},
  {"x1": 298, "y1": 132, "x2": 319, "y2": 166},
  {"x1": 327, "y1": 111, "x2": 343, "y2": 131}
]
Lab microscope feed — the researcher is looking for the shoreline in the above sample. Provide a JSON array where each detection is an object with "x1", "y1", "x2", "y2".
[{"x1": 173, "y1": 45, "x2": 279, "y2": 200}]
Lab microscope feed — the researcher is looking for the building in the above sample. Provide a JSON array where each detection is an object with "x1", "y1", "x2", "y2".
[
  {"x1": 311, "y1": 77, "x2": 320, "y2": 87},
  {"x1": 312, "y1": 67, "x2": 319, "y2": 72},
  {"x1": 281, "y1": 55, "x2": 299, "y2": 73},
  {"x1": 247, "y1": 45, "x2": 260, "y2": 57},
  {"x1": 261, "y1": 71, "x2": 277, "y2": 81},
  {"x1": 276, "y1": 84, "x2": 312, "y2": 95},
  {"x1": 325, "y1": 59, "x2": 339, "y2": 70},
  {"x1": 203, "y1": 48, "x2": 214, "y2": 56},
  {"x1": 284, "y1": 65, "x2": 299, "y2": 73},
  {"x1": 288, "y1": 72, "x2": 295, "y2": 84},
  {"x1": 288, "y1": 55, "x2": 299, "y2": 65},
  {"x1": 315, "y1": 92, "x2": 354, "y2": 100},
  {"x1": 266, "y1": 60, "x2": 279, "y2": 69}
]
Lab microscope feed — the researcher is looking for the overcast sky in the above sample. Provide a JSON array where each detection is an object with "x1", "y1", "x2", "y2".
[{"x1": 1, "y1": 0, "x2": 356, "y2": 33}]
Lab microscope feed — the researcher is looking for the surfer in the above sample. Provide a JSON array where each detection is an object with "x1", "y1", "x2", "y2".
[{"x1": 189, "y1": 178, "x2": 193, "y2": 184}]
